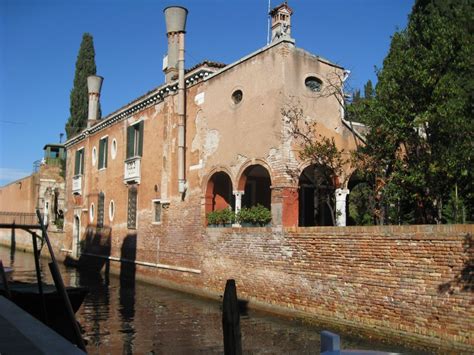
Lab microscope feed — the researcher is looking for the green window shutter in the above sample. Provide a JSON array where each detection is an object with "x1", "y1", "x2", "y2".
[
  {"x1": 80, "y1": 150, "x2": 84, "y2": 174},
  {"x1": 138, "y1": 121, "x2": 144, "y2": 157},
  {"x1": 74, "y1": 150, "x2": 80, "y2": 175},
  {"x1": 104, "y1": 137, "x2": 108, "y2": 168},
  {"x1": 126, "y1": 125, "x2": 134, "y2": 158},
  {"x1": 98, "y1": 139, "x2": 104, "y2": 169}
]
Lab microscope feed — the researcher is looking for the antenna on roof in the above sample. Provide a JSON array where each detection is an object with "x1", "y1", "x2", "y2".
[{"x1": 267, "y1": 0, "x2": 271, "y2": 45}]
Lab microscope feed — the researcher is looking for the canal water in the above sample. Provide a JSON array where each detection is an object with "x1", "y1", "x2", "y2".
[{"x1": 1, "y1": 246, "x2": 433, "y2": 354}]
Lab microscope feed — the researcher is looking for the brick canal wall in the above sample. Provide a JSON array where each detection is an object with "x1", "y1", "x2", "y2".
[
  {"x1": 202, "y1": 225, "x2": 473, "y2": 349},
  {"x1": 4, "y1": 223, "x2": 471, "y2": 350}
]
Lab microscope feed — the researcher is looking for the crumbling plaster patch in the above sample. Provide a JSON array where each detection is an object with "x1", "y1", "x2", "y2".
[{"x1": 203, "y1": 130, "x2": 220, "y2": 159}]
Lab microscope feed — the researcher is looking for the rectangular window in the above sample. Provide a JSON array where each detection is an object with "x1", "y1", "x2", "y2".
[
  {"x1": 127, "y1": 186, "x2": 138, "y2": 229},
  {"x1": 98, "y1": 136, "x2": 108, "y2": 169},
  {"x1": 97, "y1": 192, "x2": 105, "y2": 228},
  {"x1": 126, "y1": 121, "x2": 144, "y2": 159},
  {"x1": 74, "y1": 148, "x2": 84, "y2": 175},
  {"x1": 153, "y1": 200, "x2": 162, "y2": 223}
]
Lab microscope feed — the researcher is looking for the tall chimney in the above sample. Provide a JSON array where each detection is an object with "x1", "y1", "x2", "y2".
[
  {"x1": 87, "y1": 75, "x2": 103, "y2": 128},
  {"x1": 164, "y1": 6, "x2": 188, "y2": 195},
  {"x1": 163, "y1": 6, "x2": 188, "y2": 82}
]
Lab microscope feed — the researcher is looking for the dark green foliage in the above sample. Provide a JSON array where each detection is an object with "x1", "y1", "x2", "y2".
[
  {"x1": 346, "y1": 79, "x2": 375, "y2": 124},
  {"x1": 237, "y1": 205, "x2": 272, "y2": 226},
  {"x1": 354, "y1": 0, "x2": 474, "y2": 224},
  {"x1": 65, "y1": 33, "x2": 98, "y2": 139},
  {"x1": 363, "y1": 80, "x2": 374, "y2": 99},
  {"x1": 207, "y1": 208, "x2": 235, "y2": 226},
  {"x1": 348, "y1": 183, "x2": 374, "y2": 225}
]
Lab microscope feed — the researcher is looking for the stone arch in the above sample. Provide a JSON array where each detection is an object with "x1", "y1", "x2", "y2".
[
  {"x1": 237, "y1": 162, "x2": 272, "y2": 210},
  {"x1": 202, "y1": 166, "x2": 235, "y2": 194},
  {"x1": 236, "y1": 159, "x2": 273, "y2": 191},
  {"x1": 204, "y1": 170, "x2": 235, "y2": 217},
  {"x1": 298, "y1": 163, "x2": 336, "y2": 226}
]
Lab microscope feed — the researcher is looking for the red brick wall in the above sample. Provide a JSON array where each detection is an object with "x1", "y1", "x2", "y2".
[{"x1": 200, "y1": 225, "x2": 473, "y2": 349}]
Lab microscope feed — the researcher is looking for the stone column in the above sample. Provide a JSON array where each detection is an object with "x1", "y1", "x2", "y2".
[
  {"x1": 335, "y1": 188, "x2": 350, "y2": 227},
  {"x1": 233, "y1": 190, "x2": 244, "y2": 227}
]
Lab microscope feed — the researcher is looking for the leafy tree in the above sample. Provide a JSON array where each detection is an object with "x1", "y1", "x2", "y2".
[
  {"x1": 354, "y1": 0, "x2": 474, "y2": 224},
  {"x1": 65, "y1": 33, "x2": 98, "y2": 138}
]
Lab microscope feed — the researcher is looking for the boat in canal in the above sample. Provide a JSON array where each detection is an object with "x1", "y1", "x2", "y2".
[
  {"x1": 0, "y1": 210, "x2": 88, "y2": 351},
  {"x1": 0, "y1": 280, "x2": 88, "y2": 343}
]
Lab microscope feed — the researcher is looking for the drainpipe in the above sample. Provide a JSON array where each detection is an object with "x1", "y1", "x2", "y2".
[{"x1": 164, "y1": 6, "x2": 188, "y2": 195}]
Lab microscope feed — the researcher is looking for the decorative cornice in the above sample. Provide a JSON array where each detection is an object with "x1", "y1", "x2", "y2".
[{"x1": 65, "y1": 68, "x2": 214, "y2": 148}]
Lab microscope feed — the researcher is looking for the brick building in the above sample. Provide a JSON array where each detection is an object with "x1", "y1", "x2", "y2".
[{"x1": 64, "y1": 4, "x2": 361, "y2": 265}]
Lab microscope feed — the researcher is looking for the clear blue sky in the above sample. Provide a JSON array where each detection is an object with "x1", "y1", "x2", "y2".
[{"x1": 0, "y1": 0, "x2": 414, "y2": 186}]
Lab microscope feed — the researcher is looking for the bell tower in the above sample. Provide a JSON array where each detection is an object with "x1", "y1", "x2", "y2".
[{"x1": 270, "y1": 2, "x2": 293, "y2": 43}]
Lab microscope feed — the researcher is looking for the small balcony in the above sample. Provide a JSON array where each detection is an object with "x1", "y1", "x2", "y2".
[
  {"x1": 72, "y1": 175, "x2": 82, "y2": 194},
  {"x1": 124, "y1": 157, "x2": 141, "y2": 184}
]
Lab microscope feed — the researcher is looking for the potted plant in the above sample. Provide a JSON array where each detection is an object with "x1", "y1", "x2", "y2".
[
  {"x1": 207, "y1": 208, "x2": 235, "y2": 227},
  {"x1": 237, "y1": 204, "x2": 272, "y2": 226}
]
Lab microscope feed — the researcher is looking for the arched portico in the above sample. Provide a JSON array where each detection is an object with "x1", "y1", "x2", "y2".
[
  {"x1": 298, "y1": 164, "x2": 336, "y2": 226},
  {"x1": 237, "y1": 164, "x2": 272, "y2": 210},
  {"x1": 204, "y1": 171, "x2": 235, "y2": 216}
]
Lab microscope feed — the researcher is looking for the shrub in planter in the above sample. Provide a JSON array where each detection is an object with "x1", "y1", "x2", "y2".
[
  {"x1": 237, "y1": 204, "x2": 272, "y2": 226},
  {"x1": 207, "y1": 211, "x2": 219, "y2": 226},
  {"x1": 207, "y1": 208, "x2": 235, "y2": 226}
]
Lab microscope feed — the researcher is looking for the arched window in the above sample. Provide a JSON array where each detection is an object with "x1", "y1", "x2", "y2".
[
  {"x1": 298, "y1": 164, "x2": 335, "y2": 226},
  {"x1": 205, "y1": 171, "x2": 234, "y2": 216},
  {"x1": 238, "y1": 165, "x2": 272, "y2": 210}
]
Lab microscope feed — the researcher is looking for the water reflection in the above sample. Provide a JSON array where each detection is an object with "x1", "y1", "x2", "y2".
[
  {"x1": 119, "y1": 233, "x2": 137, "y2": 354},
  {"x1": 0, "y1": 246, "x2": 432, "y2": 354}
]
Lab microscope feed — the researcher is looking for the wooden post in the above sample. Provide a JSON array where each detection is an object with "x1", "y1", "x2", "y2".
[
  {"x1": 0, "y1": 260, "x2": 11, "y2": 299},
  {"x1": 36, "y1": 209, "x2": 87, "y2": 351},
  {"x1": 31, "y1": 233, "x2": 48, "y2": 324},
  {"x1": 222, "y1": 279, "x2": 242, "y2": 355}
]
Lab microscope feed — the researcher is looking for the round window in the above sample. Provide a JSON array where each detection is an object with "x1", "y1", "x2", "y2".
[
  {"x1": 305, "y1": 76, "x2": 322, "y2": 92},
  {"x1": 111, "y1": 139, "x2": 117, "y2": 160},
  {"x1": 92, "y1": 147, "x2": 97, "y2": 166},
  {"x1": 109, "y1": 200, "x2": 115, "y2": 221},
  {"x1": 231, "y1": 89, "x2": 243, "y2": 104},
  {"x1": 90, "y1": 203, "x2": 95, "y2": 222}
]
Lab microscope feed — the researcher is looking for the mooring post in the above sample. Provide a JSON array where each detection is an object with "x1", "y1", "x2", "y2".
[
  {"x1": 36, "y1": 209, "x2": 87, "y2": 351},
  {"x1": 0, "y1": 260, "x2": 11, "y2": 299},
  {"x1": 222, "y1": 279, "x2": 242, "y2": 355},
  {"x1": 31, "y1": 232, "x2": 48, "y2": 324},
  {"x1": 321, "y1": 330, "x2": 341, "y2": 354}
]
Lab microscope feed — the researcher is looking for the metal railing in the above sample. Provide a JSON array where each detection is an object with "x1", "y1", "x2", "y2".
[{"x1": 0, "y1": 212, "x2": 43, "y2": 226}]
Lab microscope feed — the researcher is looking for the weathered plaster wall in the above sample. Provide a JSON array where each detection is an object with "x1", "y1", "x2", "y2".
[{"x1": 0, "y1": 174, "x2": 38, "y2": 213}]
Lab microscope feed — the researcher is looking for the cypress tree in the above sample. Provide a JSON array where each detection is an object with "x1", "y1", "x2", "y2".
[{"x1": 65, "y1": 33, "x2": 98, "y2": 138}]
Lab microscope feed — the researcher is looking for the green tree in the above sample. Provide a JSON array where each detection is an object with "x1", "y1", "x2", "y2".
[
  {"x1": 363, "y1": 79, "x2": 374, "y2": 100},
  {"x1": 65, "y1": 33, "x2": 98, "y2": 139},
  {"x1": 346, "y1": 79, "x2": 374, "y2": 124},
  {"x1": 354, "y1": 0, "x2": 474, "y2": 224}
]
